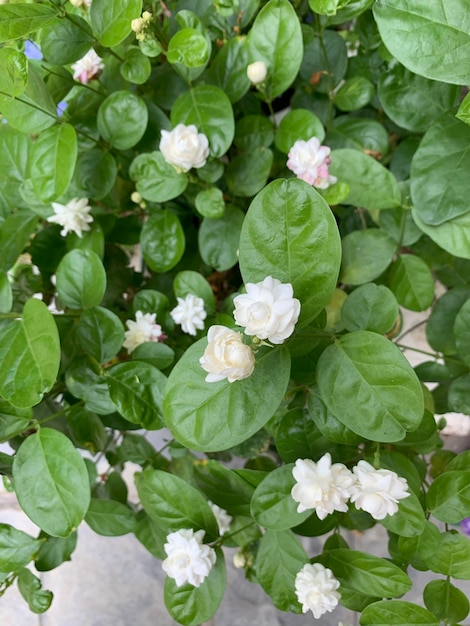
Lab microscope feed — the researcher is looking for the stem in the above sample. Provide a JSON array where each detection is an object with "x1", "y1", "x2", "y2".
[
  {"x1": 215, "y1": 520, "x2": 256, "y2": 546},
  {"x1": 41, "y1": 64, "x2": 107, "y2": 98},
  {"x1": 396, "y1": 318, "x2": 428, "y2": 342},
  {"x1": 0, "y1": 91, "x2": 59, "y2": 122}
]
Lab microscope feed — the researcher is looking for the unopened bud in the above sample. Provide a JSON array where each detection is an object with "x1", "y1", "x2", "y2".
[
  {"x1": 131, "y1": 191, "x2": 143, "y2": 204},
  {"x1": 131, "y1": 17, "x2": 145, "y2": 33},
  {"x1": 247, "y1": 61, "x2": 267, "y2": 84},
  {"x1": 142, "y1": 11, "x2": 152, "y2": 22}
]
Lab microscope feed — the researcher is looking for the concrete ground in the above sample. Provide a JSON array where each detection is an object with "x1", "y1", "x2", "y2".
[{"x1": 1, "y1": 305, "x2": 470, "y2": 625}]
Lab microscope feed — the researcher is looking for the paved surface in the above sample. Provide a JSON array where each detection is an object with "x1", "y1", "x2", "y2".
[{"x1": 2, "y1": 304, "x2": 470, "y2": 625}]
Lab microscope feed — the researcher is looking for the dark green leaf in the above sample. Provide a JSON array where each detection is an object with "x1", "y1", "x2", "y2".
[
  {"x1": 423, "y1": 579, "x2": 469, "y2": 623},
  {"x1": 56, "y1": 249, "x2": 106, "y2": 309},
  {"x1": 90, "y1": 0, "x2": 142, "y2": 47},
  {"x1": 97, "y1": 91, "x2": 148, "y2": 150},
  {"x1": 360, "y1": 600, "x2": 439, "y2": 626},
  {"x1": 427, "y1": 470, "x2": 470, "y2": 524},
  {"x1": 17, "y1": 568, "x2": 53, "y2": 613},
  {"x1": 198, "y1": 205, "x2": 244, "y2": 271},
  {"x1": 85, "y1": 499, "x2": 136, "y2": 536},
  {"x1": 40, "y1": 16, "x2": 94, "y2": 64},
  {"x1": 76, "y1": 306, "x2": 124, "y2": 363},
  {"x1": 389, "y1": 254, "x2": 434, "y2": 312},
  {"x1": 274, "y1": 109, "x2": 324, "y2": 153},
  {"x1": 35, "y1": 532, "x2": 77, "y2": 572},
  {"x1": 0, "y1": 524, "x2": 40, "y2": 573},
  {"x1": 341, "y1": 283, "x2": 399, "y2": 334},
  {"x1": 340, "y1": 229, "x2": 396, "y2": 285},
  {"x1": 130, "y1": 151, "x2": 188, "y2": 202},
  {"x1": 0, "y1": 210, "x2": 38, "y2": 272},
  {"x1": 141, "y1": 210, "x2": 185, "y2": 272}
]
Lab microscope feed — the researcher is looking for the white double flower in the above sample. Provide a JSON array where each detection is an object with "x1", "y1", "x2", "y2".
[
  {"x1": 162, "y1": 528, "x2": 216, "y2": 588},
  {"x1": 160, "y1": 124, "x2": 210, "y2": 173}
]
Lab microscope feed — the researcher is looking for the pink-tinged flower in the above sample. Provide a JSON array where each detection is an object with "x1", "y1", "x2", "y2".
[
  {"x1": 162, "y1": 528, "x2": 216, "y2": 588},
  {"x1": 350, "y1": 460, "x2": 409, "y2": 520},
  {"x1": 295, "y1": 563, "x2": 341, "y2": 618},
  {"x1": 71, "y1": 49, "x2": 104, "y2": 84},
  {"x1": 291, "y1": 454, "x2": 355, "y2": 519},
  {"x1": 159, "y1": 124, "x2": 210, "y2": 172},
  {"x1": 47, "y1": 198, "x2": 93, "y2": 238},
  {"x1": 287, "y1": 137, "x2": 337, "y2": 189},
  {"x1": 170, "y1": 294, "x2": 207, "y2": 336},
  {"x1": 199, "y1": 325, "x2": 255, "y2": 383},
  {"x1": 208, "y1": 501, "x2": 232, "y2": 535},
  {"x1": 123, "y1": 310, "x2": 164, "y2": 353}
]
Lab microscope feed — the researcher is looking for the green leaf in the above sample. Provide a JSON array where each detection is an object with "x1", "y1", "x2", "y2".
[
  {"x1": 309, "y1": 0, "x2": 340, "y2": 16},
  {"x1": 249, "y1": 0, "x2": 303, "y2": 99},
  {"x1": 300, "y1": 29, "x2": 347, "y2": 93},
  {"x1": 34, "y1": 532, "x2": 77, "y2": 572},
  {"x1": 198, "y1": 205, "x2": 244, "y2": 271},
  {"x1": 120, "y1": 46, "x2": 151, "y2": 84},
  {"x1": 0, "y1": 524, "x2": 40, "y2": 573},
  {"x1": 307, "y1": 394, "x2": 362, "y2": 446},
  {"x1": 0, "y1": 47, "x2": 28, "y2": 102},
  {"x1": 40, "y1": 16, "x2": 93, "y2": 65},
  {"x1": 164, "y1": 548, "x2": 226, "y2": 626},
  {"x1": 274, "y1": 109, "x2": 324, "y2": 153},
  {"x1": 163, "y1": 341, "x2": 291, "y2": 452},
  {"x1": 427, "y1": 470, "x2": 470, "y2": 524},
  {"x1": 426, "y1": 288, "x2": 470, "y2": 354},
  {"x1": 56, "y1": 249, "x2": 106, "y2": 309},
  {"x1": 426, "y1": 531, "x2": 470, "y2": 579},
  {"x1": 455, "y1": 300, "x2": 470, "y2": 366},
  {"x1": 251, "y1": 464, "x2": 311, "y2": 530},
  {"x1": 380, "y1": 491, "x2": 426, "y2": 537},
  {"x1": 73, "y1": 149, "x2": 117, "y2": 201},
  {"x1": 141, "y1": 210, "x2": 185, "y2": 272},
  {"x1": 173, "y1": 271, "x2": 216, "y2": 315},
  {"x1": 329, "y1": 149, "x2": 401, "y2": 210},
  {"x1": 378, "y1": 64, "x2": 459, "y2": 133},
  {"x1": 17, "y1": 568, "x2": 53, "y2": 614},
  {"x1": 449, "y1": 375, "x2": 470, "y2": 414},
  {"x1": 411, "y1": 116, "x2": 470, "y2": 226},
  {"x1": 340, "y1": 229, "x2": 396, "y2": 285},
  {"x1": 341, "y1": 283, "x2": 399, "y2": 334},
  {"x1": 335, "y1": 76, "x2": 374, "y2": 112},
  {"x1": 85, "y1": 499, "x2": 136, "y2": 536},
  {"x1": 457, "y1": 92, "x2": 470, "y2": 126},
  {"x1": 31, "y1": 124, "x2": 77, "y2": 203},
  {"x1": 324, "y1": 549, "x2": 412, "y2": 597},
  {"x1": 0, "y1": 399, "x2": 31, "y2": 442},
  {"x1": 167, "y1": 28, "x2": 209, "y2": 68},
  {"x1": 373, "y1": 0, "x2": 470, "y2": 85},
  {"x1": 360, "y1": 600, "x2": 439, "y2": 626},
  {"x1": 97, "y1": 91, "x2": 148, "y2": 151},
  {"x1": 76, "y1": 306, "x2": 124, "y2": 364},
  {"x1": 0, "y1": 210, "x2": 38, "y2": 272},
  {"x1": 195, "y1": 187, "x2": 224, "y2": 219},
  {"x1": 326, "y1": 116, "x2": 389, "y2": 155},
  {"x1": 226, "y1": 147, "x2": 273, "y2": 198},
  {"x1": 90, "y1": 0, "x2": 142, "y2": 47},
  {"x1": 0, "y1": 4, "x2": 57, "y2": 42},
  {"x1": 255, "y1": 530, "x2": 307, "y2": 612},
  {"x1": 424, "y1": 579, "x2": 469, "y2": 623},
  {"x1": 0, "y1": 299, "x2": 60, "y2": 408},
  {"x1": 171, "y1": 85, "x2": 234, "y2": 158},
  {"x1": 135, "y1": 469, "x2": 219, "y2": 540},
  {"x1": 239, "y1": 178, "x2": 341, "y2": 326},
  {"x1": 0, "y1": 125, "x2": 30, "y2": 214},
  {"x1": 316, "y1": 331, "x2": 424, "y2": 442},
  {"x1": 130, "y1": 151, "x2": 188, "y2": 203},
  {"x1": 132, "y1": 342, "x2": 175, "y2": 370},
  {"x1": 234, "y1": 115, "x2": 274, "y2": 151},
  {"x1": 67, "y1": 406, "x2": 107, "y2": 454},
  {"x1": 12, "y1": 428, "x2": 90, "y2": 538},
  {"x1": 412, "y1": 206, "x2": 470, "y2": 260},
  {"x1": 134, "y1": 511, "x2": 166, "y2": 559},
  {"x1": 106, "y1": 361, "x2": 166, "y2": 429},
  {"x1": 66, "y1": 354, "x2": 116, "y2": 415},
  {"x1": 206, "y1": 36, "x2": 250, "y2": 104},
  {"x1": 389, "y1": 254, "x2": 434, "y2": 312}
]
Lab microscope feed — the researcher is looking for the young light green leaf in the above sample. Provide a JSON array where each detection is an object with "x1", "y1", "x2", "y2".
[
  {"x1": 90, "y1": 0, "x2": 142, "y2": 47},
  {"x1": 0, "y1": 47, "x2": 28, "y2": 102},
  {"x1": 130, "y1": 152, "x2": 188, "y2": 203},
  {"x1": 13, "y1": 428, "x2": 90, "y2": 538},
  {"x1": 17, "y1": 568, "x2": 53, "y2": 613},
  {"x1": 0, "y1": 524, "x2": 41, "y2": 573},
  {"x1": 0, "y1": 4, "x2": 57, "y2": 42}
]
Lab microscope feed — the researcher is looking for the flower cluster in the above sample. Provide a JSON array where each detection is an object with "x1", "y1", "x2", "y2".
[
  {"x1": 71, "y1": 49, "x2": 104, "y2": 84},
  {"x1": 160, "y1": 124, "x2": 210, "y2": 173},
  {"x1": 47, "y1": 198, "x2": 93, "y2": 238},
  {"x1": 162, "y1": 528, "x2": 216, "y2": 588},
  {"x1": 287, "y1": 137, "x2": 337, "y2": 189},
  {"x1": 170, "y1": 294, "x2": 207, "y2": 336},
  {"x1": 295, "y1": 563, "x2": 341, "y2": 618},
  {"x1": 123, "y1": 311, "x2": 164, "y2": 353},
  {"x1": 199, "y1": 276, "x2": 301, "y2": 383},
  {"x1": 291, "y1": 454, "x2": 409, "y2": 521},
  {"x1": 131, "y1": 11, "x2": 152, "y2": 41}
]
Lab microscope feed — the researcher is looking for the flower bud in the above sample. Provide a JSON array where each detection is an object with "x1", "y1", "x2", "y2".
[
  {"x1": 131, "y1": 17, "x2": 145, "y2": 33},
  {"x1": 247, "y1": 61, "x2": 267, "y2": 84},
  {"x1": 142, "y1": 11, "x2": 152, "y2": 22}
]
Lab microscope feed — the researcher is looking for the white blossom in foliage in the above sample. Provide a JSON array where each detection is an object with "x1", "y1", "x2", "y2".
[
  {"x1": 162, "y1": 528, "x2": 216, "y2": 588},
  {"x1": 199, "y1": 325, "x2": 255, "y2": 383},
  {"x1": 208, "y1": 501, "x2": 232, "y2": 535},
  {"x1": 160, "y1": 124, "x2": 210, "y2": 172},
  {"x1": 71, "y1": 48, "x2": 104, "y2": 84},
  {"x1": 170, "y1": 294, "x2": 207, "y2": 336},
  {"x1": 70, "y1": 0, "x2": 92, "y2": 8},
  {"x1": 123, "y1": 310, "x2": 163, "y2": 353},
  {"x1": 350, "y1": 460, "x2": 409, "y2": 520},
  {"x1": 247, "y1": 61, "x2": 267, "y2": 84},
  {"x1": 47, "y1": 198, "x2": 93, "y2": 238},
  {"x1": 287, "y1": 137, "x2": 337, "y2": 189},
  {"x1": 291, "y1": 454, "x2": 355, "y2": 520},
  {"x1": 233, "y1": 276, "x2": 300, "y2": 344},
  {"x1": 295, "y1": 563, "x2": 341, "y2": 618}
]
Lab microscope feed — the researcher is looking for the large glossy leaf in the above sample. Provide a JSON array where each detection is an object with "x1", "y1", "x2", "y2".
[
  {"x1": 412, "y1": 207, "x2": 470, "y2": 260},
  {"x1": 171, "y1": 85, "x2": 234, "y2": 157},
  {"x1": 164, "y1": 548, "x2": 226, "y2": 626},
  {"x1": 425, "y1": 531, "x2": 470, "y2": 579},
  {"x1": 340, "y1": 229, "x2": 396, "y2": 285},
  {"x1": 163, "y1": 340, "x2": 291, "y2": 452},
  {"x1": 31, "y1": 124, "x2": 77, "y2": 203},
  {"x1": 130, "y1": 151, "x2": 188, "y2": 203},
  {"x1": 90, "y1": 0, "x2": 142, "y2": 47},
  {"x1": 329, "y1": 149, "x2": 401, "y2": 210},
  {"x1": 75, "y1": 306, "x2": 124, "y2": 364},
  {"x1": 373, "y1": 0, "x2": 470, "y2": 84},
  {"x1": 97, "y1": 91, "x2": 148, "y2": 151},
  {"x1": 411, "y1": 116, "x2": 470, "y2": 226},
  {"x1": 206, "y1": 37, "x2": 250, "y2": 104},
  {"x1": 0, "y1": 299, "x2": 60, "y2": 408},
  {"x1": 12, "y1": 428, "x2": 90, "y2": 537},
  {"x1": 85, "y1": 499, "x2": 136, "y2": 536},
  {"x1": 239, "y1": 179, "x2": 341, "y2": 326},
  {"x1": 425, "y1": 288, "x2": 470, "y2": 354},
  {"x1": 40, "y1": 16, "x2": 94, "y2": 65},
  {"x1": 56, "y1": 249, "x2": 106, "y2": 309},
  {"x1": 255, "y1": 530, "x2": 306, "y2": 613},
  {"x1": 316, "y1": 331, "x2": 424, "y2": 442},
  {"x1": 360, "y1": 600, "x2": 439, "y2": 626},
  {"x1": 0, "y1": 125, "x2": 30, "y2": 215},
  {"x1": 198, "y1": 205, "x2": 244, "y2": 271},
  {"x1": 427, "y1": 470, "x2": 470, "y2": 523},
  {"x1": 341, "y1": 283, "x2": 398, "y2": 334},
  {"x1": 0, "y1": 4, "x2": 57, "y2": 42},
  {"x1": 423, "y1": 580, "x2": 470, "y2": 624},
  {"x1": 249, "y1": 0, "x2": 303, "y2": 99},
  {"x1": 141, "y1": 210, "x2": 185, "y2": 272},
  {"x1": 0, "y1": 524, "x2": 41, "y2": 573},
  {"x1": 0, "y1": 210, "x2": 38, "y2": 272},
  {"x1": 388, "y1": 254, "x2": 434, "y2": 312}
]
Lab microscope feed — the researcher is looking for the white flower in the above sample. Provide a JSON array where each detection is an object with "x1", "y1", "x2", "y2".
[
  {"x1": 199, "y1": 325, "x2": 255, "y2": 383},
  {"x1": 208, "y1": 501, "x2": 232, "y2": 535},
  {"x1": 247, "y1": 61, "x2": 267, "y2": 84},
  {"x1": 159, "y1": 124, "x2": 210, "y2": 172},
  {"x1": 287, "y1": 137, "x2": 337, "y2": 189},
  {"x1": 123, "y1": 310, "x2": 163, "y2": 353},
  {"x1": 162, "y1": 528, "x2": 216, "y2": 588},
  {"x1": 47, "y1": 198, "x2": 93, "y2": 238},
  {"x1": 170, "y1": 294, "x2": 207, "y2": 336},
  {"x1": 291, "y1": 454, "x2": 355, "y2": 520},
  {"x1": 295, "y1": 563, "x2": 341, "y2": 618},
  {"x1": 349, "y1": 460, "x2": 410, "y2": 520},
  {"x1": 70, "y1": 0, "x2": 92, "y2": 7},
  {"x1": 71, "y1": 49, "x2": 104, "y2": 84},
  {"x1": 233, "y1": 276, "x2": 301, "y2": 344}
]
